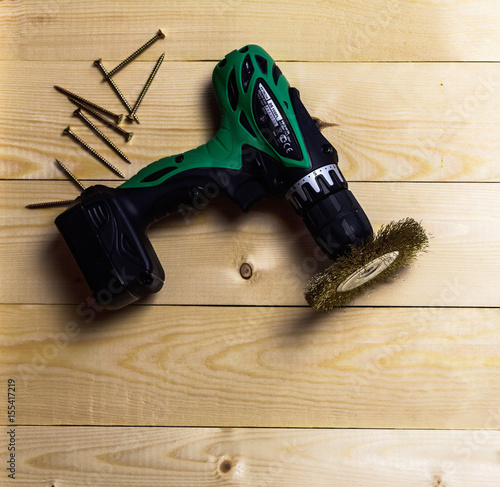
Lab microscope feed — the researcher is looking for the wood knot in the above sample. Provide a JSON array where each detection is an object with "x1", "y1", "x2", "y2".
[
  {"x1": 432, "y1": 476, "x2": 446, "y2": 487},
  {"x1": 240, "y1": 263, "x2": 253, "y2": 279},
  {"x1": 214, "y1": 455, "x2": 244, "y2": 480},
  {"x1": 219, "y1": 458, "x2": 233, "y2": 474}
]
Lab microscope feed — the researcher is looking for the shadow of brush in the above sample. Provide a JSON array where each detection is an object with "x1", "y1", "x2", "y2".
[{"x1": 288, "y1": 303, "x2": 348, "y2": 340}]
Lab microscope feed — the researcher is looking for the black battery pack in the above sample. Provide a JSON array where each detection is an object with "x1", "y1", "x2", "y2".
[{"x1": 55, "y1": 185, "x2": 164, "y2": 310}]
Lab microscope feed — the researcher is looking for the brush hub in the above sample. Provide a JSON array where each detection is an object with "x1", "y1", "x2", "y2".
[{"x1": 336, "y1": 250, "x2": 400, "y2": 292}]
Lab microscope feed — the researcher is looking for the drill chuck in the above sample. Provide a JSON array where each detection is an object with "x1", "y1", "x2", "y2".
[
  {"x1": 301, "y1": 188, "x2": 373, "y2": 259},
  {"x1": 286, "y1": 165, "x2": 373, "y2": 259}
]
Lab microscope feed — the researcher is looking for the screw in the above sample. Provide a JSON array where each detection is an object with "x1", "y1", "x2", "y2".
[
  {"x1": 62, "y1": 126, "x2": 124, "y2": 178},
  {"x1": 68, "y1": 98, "x2": 133, "y2": 142},
  {"x1": 104, "y1": 29, "x2": 166, "y2": 80},
  {"x1": 127, "y1": 52, "x2": 165, "y2": 121},
  {"x1": 26, "y1": 200, "x2": 76, "y2": 209},
  {"x1": 73, "y1": 109, "x2": 131, "y2": 164},
  {"x1": 55, "y1": 159, "x2": 86, "y2": 190},
  {"x1": 54, "y1": 86, "x2": 123, "y2": 125},
  {"x1": 93, "y1": 58, "x2": 140, "y2": 124}
]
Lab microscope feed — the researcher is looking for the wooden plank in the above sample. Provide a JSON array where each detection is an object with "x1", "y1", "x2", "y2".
[
  {"x1": 2, "y1": 61, "x2": 500, "y2": 182},
  {"x1": 2, "y1": 427, "x2": 500, "y2": 486},
  {"x1": 2, "y1": 2, "x2": 498, "y2": 485},
  {"x1": 1, "y1": 181, "x2": 498, "y2": 308},
  {"x1": 1, "y1": 1, "x2": 500, "y2": 62},
  {"x1": 1, "y1": 304, "x2": 500, "y2": 428}
]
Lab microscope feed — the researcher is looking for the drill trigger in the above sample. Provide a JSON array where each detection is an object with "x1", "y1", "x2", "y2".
[{"x1": 230, "y1": 179, "x2": 268, "y2": 212}]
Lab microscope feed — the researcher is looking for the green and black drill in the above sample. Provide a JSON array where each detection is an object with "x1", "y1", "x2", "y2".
[{"x1": 55, "y1": 45, "x2": 428, "y2": 311}]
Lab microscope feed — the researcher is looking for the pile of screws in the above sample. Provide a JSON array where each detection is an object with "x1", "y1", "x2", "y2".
[{"x1": 27, "y1": 30, "x2": 166, "y2": 209}]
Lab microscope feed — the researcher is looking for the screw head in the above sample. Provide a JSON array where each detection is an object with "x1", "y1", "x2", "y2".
[
  {"x1": 62, "y1": 126, "x2": 71, "y2": 136},
  {"x1": 157, "y1": 29, "x2": 166, "y2": 39}
]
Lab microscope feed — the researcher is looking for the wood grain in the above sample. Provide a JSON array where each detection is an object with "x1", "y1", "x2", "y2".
[
  {"x1": 1, "y1": 304, "x2": 500, "y2": 428},
  {"x1": 1, "y1": 0, "x2": 500, "y2": 62},
  {"x1": 2, "y1": 2, "x2": 500, "y2": 485},
  {"x1": 2, "y1": 61, "x2": 500, "y2": 181},
  {"x1": 2, "y1": 427, "x2": 500, "y2": 486},
  {"x1": 1, "y1": 180, "x2": 498, "y2": 307}
]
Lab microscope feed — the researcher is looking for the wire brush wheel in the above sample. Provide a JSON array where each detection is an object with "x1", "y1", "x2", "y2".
[{"x1": 305, "y1": 218, "x2": 429, "y2": 312}]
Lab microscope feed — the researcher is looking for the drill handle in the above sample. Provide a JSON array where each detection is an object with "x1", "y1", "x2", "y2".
[{"x1": 118, "y1": 44, "x2": 317, "y2": 223}]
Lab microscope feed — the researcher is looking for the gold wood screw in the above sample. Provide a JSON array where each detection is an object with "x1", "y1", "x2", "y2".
[
  {"x1": 104, "y1": 29, "x2": 166, "y2": 80},
  {"x1": 73, "y1": 109, "x2": 131, "y2": 164},
  {"x1": 54, "y1": 85, "x2": 123, "y2": 124},
  {"x1": 26, "y1": 160, "x2": 86, "y2": 209},
  {"x1": 62, "y1": 126, "x2": 124, "y2": 178},
  {"x1": 127, "y1": 52, "x2": 165, "y2": 121},
  {"x1": 26, "y1": 199, "x2": 76, "y2": 209},
  {"x1": 68, "y1": 97, "x2": 133, "y2": 142},
  {"x1": 94, "y1": 58, "x2": 140, "y2": 124},
  {"x1": 55, "y1": 159, "x2": 86, "y2": 190}
]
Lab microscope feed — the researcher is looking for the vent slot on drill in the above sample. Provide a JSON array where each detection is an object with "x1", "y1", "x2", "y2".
[
  {"x1": 241, "y1": 55, "x2": 254, "y2": 93},
  {"x1": 140, "y1": 166, "x2": 176, "y2": 183},
  {"x1": 272, "y1": 63, "x2": 283, "y2": 85},
  {"x1": 255, "y1": 55, "x2": 268, "y2": 75},
  {"x1": 228, "y1": 68, "x2": 239, "y2": 111}
]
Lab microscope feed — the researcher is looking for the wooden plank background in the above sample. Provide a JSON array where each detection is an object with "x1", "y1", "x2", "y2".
[{"x1": 1, "y1": 1, "x2": 500, "y2": 485}]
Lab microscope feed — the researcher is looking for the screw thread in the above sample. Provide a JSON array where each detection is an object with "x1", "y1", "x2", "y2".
[
  {"x1": 26, "y1": 200, "x2": 76, "y2": 209},
  {"x1": 128, "y1": 52, "x2": 165, "y2": 120},
  {"x1": 55, "y1": 85, "x2": 123, "y2": 124},
  {"x1": 74, "y1": 109, "x2": 131, "y2": 164},
  {"x1": 68, "y1": 98, "x2": 133, "y2": 142},
  {"x1": 94, "y1": 59, "x2": 140, "y2": 124},
  {"x1": 55, "y1": 159, "x2": 86, "y2": 190},
  {"x1": 62, "y1": 126, "x2": 124, "y2": 178},
  {"x1": 105, "y1": 29, "x2": 165, "y2": 79}
]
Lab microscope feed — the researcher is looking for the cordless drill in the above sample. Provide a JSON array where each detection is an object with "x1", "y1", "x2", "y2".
[{"x1": 55, "y1": 45, "x2": 373, "y2": 309}]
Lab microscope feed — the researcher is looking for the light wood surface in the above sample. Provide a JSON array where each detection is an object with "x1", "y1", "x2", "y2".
[
  {"x1": 2, "y1": 0, "x2": 500, "y2": 62},
  {"x1": 2, "y1": 427, "x2": 500, "y2": 486},
  {"x1": 3, "y1": 61, "x2": 500, "y2": 182},
  {"x1": 2, "y1": 305, "x2": 500, "y2": 428},
  {"x1": 1, "y1": 181, "x2": 498, "y2": 307},
  {"x1": 1, "y1": 1, "x2": 500, "y2": 485}
]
